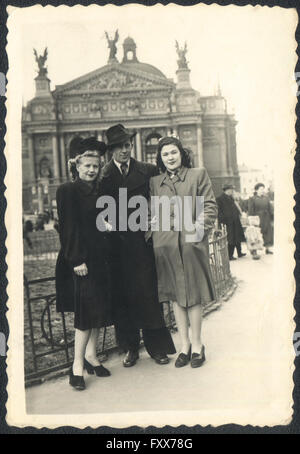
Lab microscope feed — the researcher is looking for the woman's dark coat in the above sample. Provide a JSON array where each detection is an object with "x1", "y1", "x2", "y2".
[
  {"x1": 55, "y1": 179, "x2": 112, "y2": 330},
  {"x1": 248, "y1": 195, "x2": 273, "y2": 247},
  {"x1": 147, "y1": 167, "x2": 217, "y2": 308},
  {"x1": 216, "y1": 192, "x2": 245, "y2": 245},
  {"x1": 99, "y1": 158, "x2": 167, "y2": 330}
]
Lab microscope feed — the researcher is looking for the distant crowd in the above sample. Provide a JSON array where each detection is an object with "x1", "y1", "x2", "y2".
[{"x1": 217, "y1": 182, "x2": 274, "y2": 260}]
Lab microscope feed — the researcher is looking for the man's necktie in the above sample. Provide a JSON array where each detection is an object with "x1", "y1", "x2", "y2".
[{"x1": 120, "y1": 163, "x2": 128, "y2": 177}]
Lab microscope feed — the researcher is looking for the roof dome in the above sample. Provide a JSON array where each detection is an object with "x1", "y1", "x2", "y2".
[
  {"x1": 123, "y1": 36, "x2": 136, "y2": 47},
  {"x1": 120, "y1": 61, "x2": 167, "y2": 79},
  {"x1": 121, "y1": 37, "x2": 166, "y2": 78}
]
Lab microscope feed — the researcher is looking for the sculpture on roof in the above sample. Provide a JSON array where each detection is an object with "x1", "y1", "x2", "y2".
[
  {"x1": 33, "y1": 47, "x2": 48, "y2": 76},
  {"x1": 105, "y1": 29, "x2": 119, "y2": 63},
  {"x1": 175, "y1": 41, "x2": 188, "y2": 69}
]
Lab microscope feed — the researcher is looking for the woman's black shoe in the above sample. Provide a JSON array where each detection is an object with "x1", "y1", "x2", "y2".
[
  {"x1": 175, "y1": 346, "x2": 191, "y2": 368},
  {"x1": 69, "y1": 367, "x2": 85, "y2": 390},
  {"x1": 84, "y1": 358, "x2": 111, "y2": 377},
  {"x1": 191, "y1": 345, "x2": 206, "y2": 368}
]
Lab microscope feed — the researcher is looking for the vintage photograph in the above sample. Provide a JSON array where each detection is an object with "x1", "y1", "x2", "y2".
[{"x1": 5, "y1": 3, "x2": 296, "y2": 427}]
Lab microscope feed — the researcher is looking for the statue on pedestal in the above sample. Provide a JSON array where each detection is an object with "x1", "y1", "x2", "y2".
[
  {"x1": 105, "y1": 30, "x2": 119, "y2": 63},
  {"x1": 34, "y1": 47, "x2": 48, "y2": 76},
  {"x1": 175, "y1": 41, "x2": 188, "y2": 69}
]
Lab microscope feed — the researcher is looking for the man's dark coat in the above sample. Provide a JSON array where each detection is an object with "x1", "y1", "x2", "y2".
[
  {"x1": 99, "y1": 158, "x2": 167, "y2": 330},
  {"x1": 216, "y1": 192, "x2": 245, "y2": 245}
]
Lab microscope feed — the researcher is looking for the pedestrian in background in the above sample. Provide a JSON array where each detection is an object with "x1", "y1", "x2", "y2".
[
  {"x1": 248, "y1": 183, "x2": 273, "y2": 254},
  {"x1": 216, "y1": 184, "x2": 246, "y2": 260}
]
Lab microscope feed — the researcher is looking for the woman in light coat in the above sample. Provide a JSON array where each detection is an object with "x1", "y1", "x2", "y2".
[{"x1": 147, "y1": 137, "x2": 217, "y2": 368}]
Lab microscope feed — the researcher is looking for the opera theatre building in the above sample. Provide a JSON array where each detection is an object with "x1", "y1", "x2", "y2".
[{"x1": 22, "y1": 36, "x2": 240, "y2": 212}]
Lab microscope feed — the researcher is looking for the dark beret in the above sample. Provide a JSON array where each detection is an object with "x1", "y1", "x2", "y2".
[
  {"x1": 69, "y1": 135, "x2": 107, "y2": 159},
  {"x1": 254, "y1": 183, "x2": 265, "y2": 191},
  {"x1": 81, "y1": 137, "x2": 107, "y2": 156}
]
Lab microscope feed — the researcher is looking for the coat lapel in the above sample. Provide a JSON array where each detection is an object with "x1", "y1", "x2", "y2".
[
  {"x1": 124, "y1": 158, "x2": 149, "y2": 193},
  {"x1": 101, "y1": 158, "x2": 151, "y2": 194}
]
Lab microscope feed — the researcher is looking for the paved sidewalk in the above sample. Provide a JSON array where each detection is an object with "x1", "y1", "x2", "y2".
[{"x1": 26, "y1": 252, "x2": 275, "y2": 415}]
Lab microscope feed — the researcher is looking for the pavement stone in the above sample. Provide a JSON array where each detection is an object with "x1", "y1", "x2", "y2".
[{"x1": 26, "y1": 252, "x2": 278, "y2": 417}]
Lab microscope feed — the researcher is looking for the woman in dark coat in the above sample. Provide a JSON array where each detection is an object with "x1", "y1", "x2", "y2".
[
  {"x1": 147, "y1": 137, "x2": 217, "y2": 368},
  {"x1": 248, "y1": 183, "x2": 273, "y2": 254},
  {"x1": 55, "y1": 136, "x2": 112, "y2": 390}
]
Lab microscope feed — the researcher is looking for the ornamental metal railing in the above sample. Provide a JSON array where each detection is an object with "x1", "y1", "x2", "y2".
[{"x1": 23, "y1": 226, "x2": 234, "y2": 385}]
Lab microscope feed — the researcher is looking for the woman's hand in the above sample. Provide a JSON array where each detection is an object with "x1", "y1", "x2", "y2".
[
  {"x1": 74, "y1": 263, "x2": 88, "y2": 276},
  {"x1": 100, "y1": 215, "x2": 113, "y2": 232},
  {"x1": 150, "y1": 215, "x2": 158, "y2": 229},
  {"x1": 104, "y1": 220, "x2": 113, "y2": 232}
]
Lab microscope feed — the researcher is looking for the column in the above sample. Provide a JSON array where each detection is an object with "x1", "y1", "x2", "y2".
[
  {"x1": 59, "y1": 134, "x2": 67, "y2": 178},
  {"x1": 172, "y1": 126, "x2": 178, "y2": 138},
  {"x1": 135, "y1": 129, "x2": 142, "y2": 162},
  {"x1": 221, "y1": 125, "x2": 232, "y2": 176},
  {"x1": 27, "y1": 133, "x2": 36, "y2": 182},
  {"x1": 167, "y1": 128, "x2": 172, "y2": 137},
  {"x1": 196, "y1": 124, "x2": 203, "y2": 168},
  {"x1": 52, "y1": 134, "x2": 60, "y2": 179},
  {"x1": 37, "y1": 184, "x2": 44, "y2": 213}
]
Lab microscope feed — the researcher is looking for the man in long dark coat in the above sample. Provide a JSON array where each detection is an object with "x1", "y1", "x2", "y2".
[
  {"x1": 216, "y1": 184, "x2": 246, "y2": 260},
  {"x1": 99, "y1": 124, "x2": 176, "y2": 367}
]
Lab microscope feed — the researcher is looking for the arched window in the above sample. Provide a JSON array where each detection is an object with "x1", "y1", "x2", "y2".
[{"x1": 145, "y1": 133, "x2": 161, "y2": 164}]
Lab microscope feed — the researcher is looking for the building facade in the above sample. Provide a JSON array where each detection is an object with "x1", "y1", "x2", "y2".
[
  {"x1": 239, "y1": 163, "x2": 274, "y2": 199},
  {"x1": 22, "y1": 37, "x2": 240, "y2": 212}
]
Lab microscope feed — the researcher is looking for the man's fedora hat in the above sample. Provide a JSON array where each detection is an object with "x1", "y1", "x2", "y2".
[
  {"x1": 223, "y1": 183, "x2": 235, "y2": 191},
  {"x1": 105, "y1": 124, "x2": 137, "y2": 148}
]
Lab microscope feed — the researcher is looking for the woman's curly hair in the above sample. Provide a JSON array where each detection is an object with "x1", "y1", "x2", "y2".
[
  {"x1": 68, "y1": 136, "x2": 106, "y2": 181},
  {"x1": 156, "y1": 136, "x2": 192, "y2": 173}
]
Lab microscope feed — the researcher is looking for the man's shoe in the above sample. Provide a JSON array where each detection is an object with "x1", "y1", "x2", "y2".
[
  {"x1": 151, "y1": 354, "x2": 169, "y2": 365},
  {"x1": 229, "y1": 256, "x2": 236, "y2": 261},
  {"x1": 123, "y1": 350, "x2": 139, "y2": 367},
  {"x1": 238, "y1": 253, "x2": 246, "y2": 258},
  {"x1": 266, "y1": 249, "x2": 273, "y2": 254}
]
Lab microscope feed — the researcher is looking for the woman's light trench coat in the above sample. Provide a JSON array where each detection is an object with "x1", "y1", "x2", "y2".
[{"x1": 146, "y1": 166, "x2": 218, "y2": 308}]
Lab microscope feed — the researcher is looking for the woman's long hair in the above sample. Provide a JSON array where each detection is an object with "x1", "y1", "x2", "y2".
[{"x1": 156, "y1": 136, "x2": 192, "y2": 173}]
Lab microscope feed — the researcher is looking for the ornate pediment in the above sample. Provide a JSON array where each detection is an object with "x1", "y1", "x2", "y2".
[
  {"x1": 76, "y1": 70, "x2": 155, "y2": 91},
  {"x1": 55, "y1": 66, "x2": 173, "y2": 96}
]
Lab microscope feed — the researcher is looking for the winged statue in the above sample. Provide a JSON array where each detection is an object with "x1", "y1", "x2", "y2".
[
  {"x1": 105, "y1": 30, "x2": 119, "y2": 63},
  {"x1": 33, "y1": 47, "x2": 48, "y2": 76},
  {"x1": 175, "y1": 41, "x2": 188, "y2": 69}
]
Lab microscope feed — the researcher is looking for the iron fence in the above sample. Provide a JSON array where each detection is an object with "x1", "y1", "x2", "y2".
[
  {"x1": 23, "y1": 229, "x2": 60, "y2": 260},
  {"x1": 24, "y1": 227, "x2": 234, "y2": 385}
]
